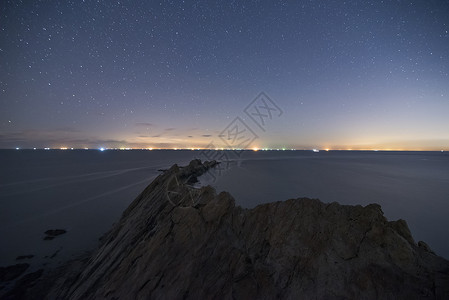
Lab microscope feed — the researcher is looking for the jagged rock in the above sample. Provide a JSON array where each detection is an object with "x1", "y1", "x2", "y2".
[
  {"x1": 0, "y1": 264, "x2": 29, "y2": 282},
  {"x1": 418, "y1": 241, "x2": 435, "y2": 254},
  {"x1": 41, "y1": 160, "x2": 449, "y2": 299},
  {"x1": 2, "y1": 269, "x2": 43, "y2": 300},
  {"x1": 179, "y1": 159, "x2": 219, "y2": 184}
]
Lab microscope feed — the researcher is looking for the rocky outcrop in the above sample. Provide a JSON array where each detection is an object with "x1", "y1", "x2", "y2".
[
  {"x1": 42, "y1": 160, "x2": 449, "y2": 299},
  {"x1": 43, "y1": 229, "x2": 67, "y2": 241},
  {"x1": 0, "y1": 264, "x2": 29, "y2": 282},
  {"x1": 1, "y1": 269, "x2": 43, "y2": 300}
]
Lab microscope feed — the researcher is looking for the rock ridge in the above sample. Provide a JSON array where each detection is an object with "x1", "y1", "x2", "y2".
[{"x1": 36, "y1": 159, "x2": 449, "y2": 299}]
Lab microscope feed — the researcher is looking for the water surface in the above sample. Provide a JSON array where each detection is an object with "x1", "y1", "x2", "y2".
[
  {"x1": 0, "y1": 150, "x2": 447, "y2": 273},
  {"x1": 200, "y1": 151, "x2": 449, "y2": 258}
]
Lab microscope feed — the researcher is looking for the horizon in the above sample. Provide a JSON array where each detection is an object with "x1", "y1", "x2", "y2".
[{"x1": 3, "y1": 147, "x2": 447, "y2": 152}]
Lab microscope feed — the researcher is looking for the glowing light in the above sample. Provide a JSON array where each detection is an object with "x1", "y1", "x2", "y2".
[
  {"x1": 253, "y1": 147, "x2": 259, "y2": 151},
  {"x1": 15, "y1": 147, "x2": 20, "y2": 150},
  {"x1": 60, "y1": 147, "x2": 68, "y2": 150},
  {"x1": 33, "y1": 147, "x2": 37, "y2": 150},
  {"x1": 99, "y1": 147, "x2": 105, "y2": 151},
  {"x1": 44, "y1": 147, "x2": 50, "y2": 150}
]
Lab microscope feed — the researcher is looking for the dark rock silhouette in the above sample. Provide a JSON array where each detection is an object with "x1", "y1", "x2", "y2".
[
  {"x1": 43, "y1": 229, "x2": 67, "y2": 241},
  {"x1": 33, "y1": 160, "x2": 449, "y2": 299},
  {"x1": 15, "y1": 255, "x2": 34, "y2": 261},
  {"x1": 1, "y1": 269, "x2": 43, "y2": 300},
  {"x1": 0, "y1": 264, "x2": 29, "y2": 282}
]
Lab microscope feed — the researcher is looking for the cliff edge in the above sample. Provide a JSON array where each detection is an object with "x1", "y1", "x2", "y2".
[{"x1": 38, "y1": 160, "x2": 449, "y2": 299}]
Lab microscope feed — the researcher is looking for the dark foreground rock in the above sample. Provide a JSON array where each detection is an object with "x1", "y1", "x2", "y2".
[
  {"x1": 0, "y1": 264, "x2": 29, "y2": 282},
  {"x1": 20, "y1": 160, "x2": 449, "y2": 299},
  {"x1": 1, "y1": 269, "x2": 43, "y2": 300}
]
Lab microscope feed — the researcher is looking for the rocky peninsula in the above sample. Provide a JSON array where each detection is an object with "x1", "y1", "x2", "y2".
[{"x1": 4, "y1": 160, "x2": 449, "y2": 299}]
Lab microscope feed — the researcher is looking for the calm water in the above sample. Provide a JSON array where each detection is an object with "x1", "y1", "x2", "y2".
[
  {"x1": 202, "y1": 150, "x2": 449, "y2": 259},
  {"x1": 0, "y1": 150, "x2": 198, "y2": 270},
  {"x1": 0, "y1": 150, "x2": 448, "y2": 273}
]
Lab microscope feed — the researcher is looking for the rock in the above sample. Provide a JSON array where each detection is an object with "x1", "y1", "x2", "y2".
[
  {"x1": 44, "y1": 229, "x2": 66, "y2": 237},
  {"x1": 0, "y1": 264, "x2": 29, "y2": 282},
  {"x1": 2, "y1": 269, "x2": 43, "y2": 299},
  {"x1": 15, "y1": 255, "x2": 34, "y2": 261},
  {"x1": 418, "y1": 241, "x2": 435, "y2": 254},
  {"x1": 38, "y1": 160, "x2": 449, "y2": 299},
  {"x1": 179, "y1": 159, "x2": 219, "y2": 184},
  {"x1": 43, "y1": 229, "x2": 66, "y2": 240}
]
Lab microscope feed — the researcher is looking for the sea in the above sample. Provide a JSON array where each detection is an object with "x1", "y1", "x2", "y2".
[{"x1": 1, "y1": 149, "x2": 448, "y2": 274}]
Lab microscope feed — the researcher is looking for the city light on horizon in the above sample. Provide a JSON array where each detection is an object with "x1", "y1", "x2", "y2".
[{"x1": 6, "y1": 146, "x2": 449, "y2": 152}]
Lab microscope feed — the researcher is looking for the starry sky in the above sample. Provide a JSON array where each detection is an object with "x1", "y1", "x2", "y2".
[{"x1": 1, "y1": 0, "x2": 448, "y2": 150}]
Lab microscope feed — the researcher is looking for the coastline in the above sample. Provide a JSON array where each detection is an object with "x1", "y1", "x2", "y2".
[{"x1": 2, "y1": 159, "x2": 448, "y2": 299}]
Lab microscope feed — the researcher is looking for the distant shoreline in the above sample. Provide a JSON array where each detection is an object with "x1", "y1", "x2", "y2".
[{"x1": 0, "y1": 148, "x2": 447, "y2": 152}]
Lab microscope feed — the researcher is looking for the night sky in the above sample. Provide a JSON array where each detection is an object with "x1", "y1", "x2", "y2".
[{"x1": 1, "y1": 0, "x2": 448, "y2": 150}]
